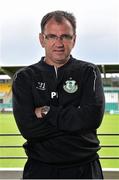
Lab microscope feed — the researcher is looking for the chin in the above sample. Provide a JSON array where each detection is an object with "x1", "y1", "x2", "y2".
[{"x1": 55, "y1": 58, "x2": 68, "y2": 65}]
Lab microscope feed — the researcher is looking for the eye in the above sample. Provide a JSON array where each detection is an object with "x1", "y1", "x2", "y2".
[
  {"x1": 43, "y1": 33, "x2": 74, "y2": 42},
  {"x1": 61, "y1": 34, "x2": 73, "y2": 40},
  {"x1": 45, "y1": 34, "x2": 57, "y2": 40}
]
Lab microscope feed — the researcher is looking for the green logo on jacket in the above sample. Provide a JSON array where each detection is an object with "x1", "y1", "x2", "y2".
[{"x1": 63, "y1": 79, "x2": 78, "y2": 93}]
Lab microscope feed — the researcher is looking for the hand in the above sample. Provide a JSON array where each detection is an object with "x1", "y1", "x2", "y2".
[
  {"x1": 35, "y1": 106, "x2": 50, "y2": 118},
  {"x1": 35, "y1": 107, "x2": 43, "y2": 118}
]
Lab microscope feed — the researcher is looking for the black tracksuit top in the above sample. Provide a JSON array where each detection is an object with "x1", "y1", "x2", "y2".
[{"x1": 12, "y1": 56, "x2": 105, "y2": 166}]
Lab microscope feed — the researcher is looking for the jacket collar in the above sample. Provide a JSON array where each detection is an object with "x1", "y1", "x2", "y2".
[{"x1": 39, "y1": 55, "x2": 74, "y2": 71}]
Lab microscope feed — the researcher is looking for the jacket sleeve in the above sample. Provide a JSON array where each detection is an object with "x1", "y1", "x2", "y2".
[
  {"x1": 12, "y1": 70, "x2": 57, "y2": 140},
  {"x1": 47, "y1": 65, "x2": 105, "y2": 132}
]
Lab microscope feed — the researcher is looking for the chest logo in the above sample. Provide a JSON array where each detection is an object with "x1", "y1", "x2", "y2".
[
  {"x1": 63, "y1": 79, "x2": 78, "y2": 93},
  {"x1": 36, "y1": 82, "x2": 46, "y2": 90}
]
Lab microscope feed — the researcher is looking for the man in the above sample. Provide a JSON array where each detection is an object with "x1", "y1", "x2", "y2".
[{"x1": 12, "y1": 10, "x2": 105, "y2": 179}]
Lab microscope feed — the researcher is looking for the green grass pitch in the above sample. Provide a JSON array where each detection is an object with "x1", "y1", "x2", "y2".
[{"x1": 0, "y1": 112, "x2": 119, "y2": 168}]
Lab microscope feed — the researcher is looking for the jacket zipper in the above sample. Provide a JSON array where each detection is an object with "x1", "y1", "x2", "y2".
[
  {"x1": 54, "y1": 66, "x2": 58, "y2": 79},
  {"x1": 54, "y1": 66, "x2": 59, "y2": 101}
]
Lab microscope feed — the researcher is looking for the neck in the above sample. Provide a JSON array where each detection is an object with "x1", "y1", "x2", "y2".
[{"x1": 44, "y1": 56, "x2": 70, "y2": 68}]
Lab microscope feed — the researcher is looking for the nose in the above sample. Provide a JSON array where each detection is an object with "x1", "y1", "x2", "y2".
[{"x1": 54, "y1": 37, "x2": 64, "y2": 45}]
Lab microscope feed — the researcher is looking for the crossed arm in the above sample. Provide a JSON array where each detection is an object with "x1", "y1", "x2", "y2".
[{"x1": 12, "y1": 65, "x2": 105, "y2": 140}]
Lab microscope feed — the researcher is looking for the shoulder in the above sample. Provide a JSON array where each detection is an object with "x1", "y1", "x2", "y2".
[
  {"x1": 13, "y1": 61, "x2": 41, "y2": 82},
  {"x1": 70, "y1": 57, "x2": 101, "y2": 79},
  {"x1": 12, "y1": 61, "x2": 42, "y2": 88},
  {"x1": 71, "y1": 57, "x2": 98, "y2": 71}
]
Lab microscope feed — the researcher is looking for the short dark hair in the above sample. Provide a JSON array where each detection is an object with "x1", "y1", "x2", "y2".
[{"x1": 41, "y1": 10, "x2": 76, "y2": 33}]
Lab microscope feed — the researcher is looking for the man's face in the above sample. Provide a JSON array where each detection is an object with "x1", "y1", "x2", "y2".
[{"x1": 39, "y1": 18, "x2": 76, "y2": 66}]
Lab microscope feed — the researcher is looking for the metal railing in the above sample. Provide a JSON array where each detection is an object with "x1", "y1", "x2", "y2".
[
  {"x1": 0, "y1": 133, "x2": 119, "y2": 160},
  {"x1": 98, "y1": 133, "x2": 119, "y2": 160},
  {"x1": 0, "y1": 168, "x2": 119, "y2": 179},
  {"x1": 0, "y1": 133, "x2": 26, "y2": 160},
  {"x1": 0, "y1": 133, "x2": 119, "y2": 179}
]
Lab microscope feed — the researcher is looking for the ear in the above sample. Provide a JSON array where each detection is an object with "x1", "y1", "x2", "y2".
[
  {"x1": 72, "y1": 34, "x2": 76, "y2": 48},
  {"x1": 39, "y1": 33, "x2": 45, "y2": 48}
]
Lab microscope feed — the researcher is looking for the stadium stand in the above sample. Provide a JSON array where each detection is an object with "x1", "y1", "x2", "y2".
[{"x1": 0, "y1": 81, "x2": 12, "y2": 112}]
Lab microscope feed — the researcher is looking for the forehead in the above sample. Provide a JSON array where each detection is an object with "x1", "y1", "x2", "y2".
[{"x1": 44, "y1": 18, "x2": 74, "y2": 34}]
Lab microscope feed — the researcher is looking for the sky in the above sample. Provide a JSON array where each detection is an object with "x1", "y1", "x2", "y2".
[{"x1": 0, "y1": 0, "x2": 119, "y2": 66}]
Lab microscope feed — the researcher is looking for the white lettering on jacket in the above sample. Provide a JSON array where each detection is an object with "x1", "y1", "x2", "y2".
[{"x1": 51, "y1": 92, "x2": 58, "y2": 99}]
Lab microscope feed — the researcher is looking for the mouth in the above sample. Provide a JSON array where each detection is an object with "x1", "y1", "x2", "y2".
[{"x1": 53, "y1": 49, "x2": 64, "y2": 53}]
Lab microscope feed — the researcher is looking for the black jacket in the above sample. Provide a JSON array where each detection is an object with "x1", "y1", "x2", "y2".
[{"x1": 12, "y1": 56, "x2": 105, "y2": 166}]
